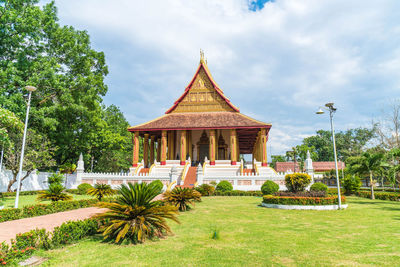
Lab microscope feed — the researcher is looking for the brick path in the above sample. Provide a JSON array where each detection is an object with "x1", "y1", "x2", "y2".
[
  {"x1": 0, "y1": 207, "x2": 105, "y2": 244},
  {"x1": 0, "y1": 194, "x2": 164, "y2": 244}
]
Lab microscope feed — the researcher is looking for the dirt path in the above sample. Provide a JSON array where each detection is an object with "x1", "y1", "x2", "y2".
[{"x1": 0, "y1": 207, "x2": 106, "y2": 244}]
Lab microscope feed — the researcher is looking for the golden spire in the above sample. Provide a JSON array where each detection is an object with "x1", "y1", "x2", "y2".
[{"x1": 200, "y1": 49, "x2": 205, "y2": 63}]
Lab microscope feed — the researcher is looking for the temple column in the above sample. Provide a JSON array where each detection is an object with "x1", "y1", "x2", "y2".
[
  {"x1": 187, "y1": 130, "x2": 192, "y2": 160},
  {"x1": 161, "y1": 131, "x2": 167, "y2": 165},
  {"x1": 180, "y1": 130, "x2": 187, "y2": 165},
  {"x1": 156, "y1": 137, "x2": 161, "y2": 162},
  {"x1": 167, "y1": 131, "x2": 172, "y2": 160},
  {"x1": 260, "y1": 128, "x2": 268, "y2": 166},
  {"x1": 150, "y1": 135, "x2": 155, "y2": 164},
  {"x1": 209, "y1": 129, "x2": 216, "y2": 165},
  {"x1": 230, "y1": 129, "x2": 237, "y2": 165},
  {"x1": 143, "y1": 133, "x2": 149, "y2": 168},
  {"x1": 132, "y1": 131, "x2": 140, "y2": 167}
]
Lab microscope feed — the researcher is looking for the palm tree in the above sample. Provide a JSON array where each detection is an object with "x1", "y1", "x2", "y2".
[
  {"x1": 87, "y1": 183, "x2": 115, "y2": 201},
  {"x1": 95, "y1": 182, "x2": 179, "y2": 244},
  {"x1": 163, "y1": 187, "x2": 201, "y2": 211},
  {"x1": 37, "y1": 183, "x2": 73, "y2": 202},
  {"x1": 348, "y1": 152, "x2": 384, "y2": 199}
]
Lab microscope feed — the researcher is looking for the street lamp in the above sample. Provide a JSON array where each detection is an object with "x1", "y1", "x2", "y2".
[
  {"x1": 316, "y1": 102, "x2": 342, "y2": 209},
  {"x1": 14, "y1": 85, "x2": 37, "y2": 208}
]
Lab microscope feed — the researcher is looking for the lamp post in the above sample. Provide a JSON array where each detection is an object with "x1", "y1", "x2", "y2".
[
  {"x1": 316, "y1": 102, "x2": 342, "y2": 209},
  {"x1": 14, "y1": 86, "x2": 36, "y2": 208}
]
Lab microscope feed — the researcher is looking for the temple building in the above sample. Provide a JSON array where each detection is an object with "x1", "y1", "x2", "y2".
[{"x1": 128, "y1": 52, "x2": 271, "y2": 173}]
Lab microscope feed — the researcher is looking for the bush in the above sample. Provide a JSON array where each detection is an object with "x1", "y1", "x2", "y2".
[
  {"x1": 149, "y1": 180, "x2": 164, "y2": 194},
  {"x1": 216, "y1": 181, "x2": 233, "y2": 192},
  {"x1": 355, "y1": 191, "x2": 399, "y2": 201},
  {"x1": 285, "y1": 173, "x2": 311, "y2": 193},
  {"x1": 87, "y1": 183, "x2": 114, "y2": 201},
  {"x1": 96, "y1": 182, "x2": 179, "y2": 243},
  {"x1": 343, "y1": 175, "x2": 361, "y2": 195},
  {"x1": 275, "y1": 191, "x2": 326, "y2": 197},
  {"x1": 0, "y1": 219, "x2": 99, "y2": 265},
  {"x1": 163, "y1": 187, "x2": 202, "y2": 211},
  {"x1": 37, "y1": 183, "x2": 73, "y2": 202},
  {"x1": 0, "y1": 198, "x2": 99, "y2": 223},
  {"x1": 263, "y1": 195, "x2": 346, "y2": 205},
  {"x1": 213, "y1": 190, "x2": 263, "y2": 196},
  {"x1": 261, "y1": 181, "x2": 279, "y2": 195},
  {"x1": 310, "y1": 182, "x2": 328, "y2": 193},
  {"x1": 47, "y1": 173, "x2": 64, "y2": 185},
  {"x1": 195, "y1": 184, "x2": 215, "y2": 196},
  {"x1": 0, "y1": 190, "x2": 42, "y2": 197},
  {"x1": 77, "y1": 183, "x2": 93, "y2": 195}
]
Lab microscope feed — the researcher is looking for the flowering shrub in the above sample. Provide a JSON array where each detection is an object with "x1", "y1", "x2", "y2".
[
  {"x1": 285, "y1": 173, "x2": 311, "y2": 193},
  {"x1": 263, "y1": 195, "x2": 346, "y2": 205},
  {"x1": 0, "y1": 199, "x2": 98, "y2": 223}
]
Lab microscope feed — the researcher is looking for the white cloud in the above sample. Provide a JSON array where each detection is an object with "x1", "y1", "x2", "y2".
[{"x1": 48, "y1": 0, "x2": 400, "y2": 155}]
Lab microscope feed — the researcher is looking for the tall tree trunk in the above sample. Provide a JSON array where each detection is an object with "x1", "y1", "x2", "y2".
[
  {"x1": 370, "y1": 171, "x2": 375, "y2": 200},
  {"x1": 7, "y1": 171, "x2": 32, "y2": 192}
]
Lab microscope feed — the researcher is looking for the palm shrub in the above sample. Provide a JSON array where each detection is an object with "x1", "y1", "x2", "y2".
[
  {"x1": 47, "y1": 173, "x2": 64, "y2": 184},
  {"x1": 285, "y1": 173, "x2": 311, "y2": 193},
  {"x1": 95, "y1": 182, "x2": 179, "y2": 244},
  {"x1": 343, "y1": 175, "x2": 361, "y2": 195},
  {"x1": 163, "y1": 187, "x2": 201, "y2": 211},
  {"x1": 347, "y1": 152, "x2": 384, "y2": 199},
  {"x1": 37, "y1": 183, "x2": 73, "y2": 202},
  {"x1": 310, "y1": 182, "x2": 328, "y2": 194},
  {"x1": 87, "y1": 183, "x2": 115, "y2": 201},
  {"x1": 261, "y1": 181, "x2": 279, "y2": 195},
  {"x1": 216, "y1": 181, "x2": 233, "y2": 192},
  {"x1": 149, "y1": 180, "x2": 164, "y2": 194},
  {"x1": 77, "y1": 183, "x2": 93, "y2": 195}
]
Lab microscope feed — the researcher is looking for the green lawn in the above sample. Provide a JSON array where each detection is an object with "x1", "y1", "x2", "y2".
[
  {"x1": 1, "y1": 194, "x2": 94, "y2": 209},
  {"x1": 37, "y1": 196, "x2": 400, "y2": 266}
]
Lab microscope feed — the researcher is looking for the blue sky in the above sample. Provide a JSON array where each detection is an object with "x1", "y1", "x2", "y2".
[{"x1": 46, "y1": 0, "x2": 400, "y2": 157}]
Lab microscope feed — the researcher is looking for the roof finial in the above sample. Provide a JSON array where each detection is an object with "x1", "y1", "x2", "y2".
[{"x1": 200, "y1": 49, "x2": 205, "y2": 63}]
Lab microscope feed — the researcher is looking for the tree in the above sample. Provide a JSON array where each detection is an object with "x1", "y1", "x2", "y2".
[
  {"x1": 302, "y1": 128, "x2": 375, "y2": 161},
  {"x1": 3, "y1": 119, "x2": 55, "y2": 191},
  {"x1": 270, "y1": 155, "x2": 286, "y2": 169},
  {"x1": 1, "y1": 1, "x2": 110, "y2": 168},
  {"x1": 375, "y1": 101, "x2": 400, "y2": 149},
  {"x1": 347, "y1": 152, "x2": 384, "y2": 199}
]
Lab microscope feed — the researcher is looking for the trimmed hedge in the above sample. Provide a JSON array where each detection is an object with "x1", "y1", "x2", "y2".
[
  {"x1": 0, "y1": 198, "x2": 99, "y2": 223},
  {"x1": 213, "y1": 190, "x2": 262, "y2": 197},
  {"x1": 261, "y1": 181, "x2": 279, "y2": 195},
  {"x1": 216, "y1": 181, "x2": 233, "y2": 192},
  {"x1": 310, "y1": 182, "x2": 328, "y2": 193},
  {"x1": 355, "y1": 191, "x2": 400, "y2": 201},
  {"x1": 0, "y1": 190, "x2": 42, "y2": 197},
  {"x1": 0, "y1": 219, "x2": 99, "y2": 265},
  {"x1": 263, "y1": 195, "x2": 346, "y2": 205}
]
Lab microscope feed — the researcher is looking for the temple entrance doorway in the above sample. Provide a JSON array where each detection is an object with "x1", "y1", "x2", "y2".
[{"x1": 197, "y1": 130, "x2": 209, "y2": 164}]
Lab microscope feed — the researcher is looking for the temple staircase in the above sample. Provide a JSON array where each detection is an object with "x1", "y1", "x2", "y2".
[{"x1": 181, "y1": 166, "x2": 197, "y2": 188}]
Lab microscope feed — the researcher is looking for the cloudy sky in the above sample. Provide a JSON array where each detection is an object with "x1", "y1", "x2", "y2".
[{"x1": 45, "y1": 0, "x2": 400, "y2": 157}]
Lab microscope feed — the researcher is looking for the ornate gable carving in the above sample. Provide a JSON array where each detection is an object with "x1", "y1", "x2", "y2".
[{"x1": 170, "y1": 67, "x2": 236, "y2": 113}]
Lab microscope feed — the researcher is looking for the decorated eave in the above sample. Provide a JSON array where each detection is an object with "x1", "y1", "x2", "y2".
[{"x1": 127, "y1": 54, "x2": 271, "y2": 153}]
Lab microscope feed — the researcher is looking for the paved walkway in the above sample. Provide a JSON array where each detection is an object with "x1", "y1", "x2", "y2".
[
  {"x1": 0, "y1": 207, "x2": 105, "y2": 244},
  {"x1": 0, "y1": 194, "x2": 164, "y2": 244}
]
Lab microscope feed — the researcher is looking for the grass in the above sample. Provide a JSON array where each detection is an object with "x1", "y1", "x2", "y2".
[
  {"x1": 1, "y1": 194, "x2": 94, "y2": 209},
  {"x1": 36, "y1": 196, "x2": 400, "y2": 266}
]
